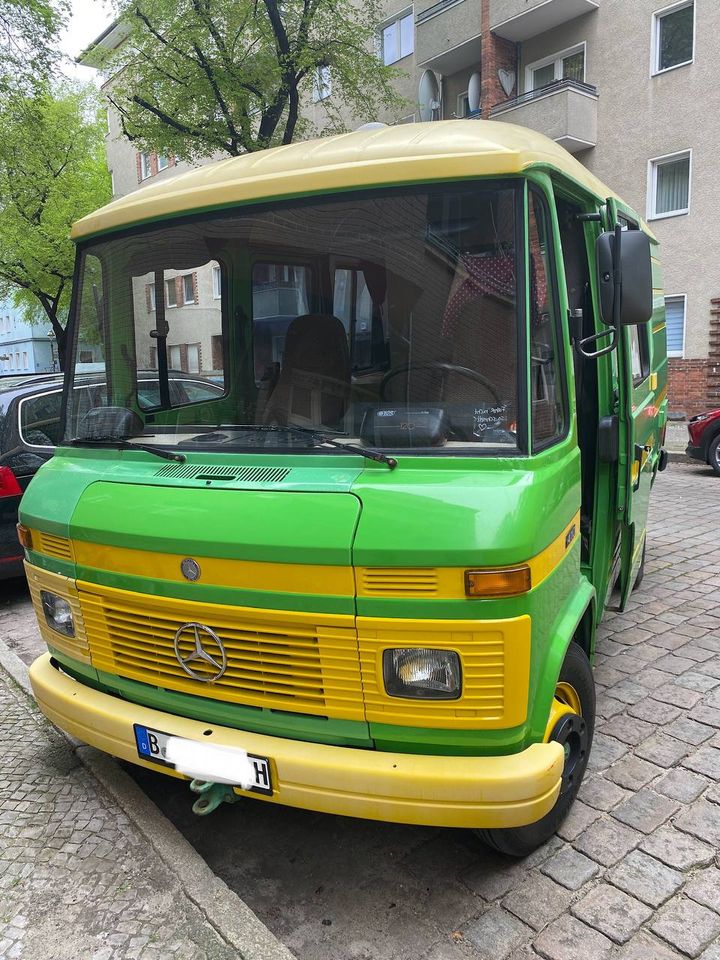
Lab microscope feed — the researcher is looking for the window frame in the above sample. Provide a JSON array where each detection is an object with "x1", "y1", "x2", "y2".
[
  {"x1": 380, "y1": 8, "x2": 414, "y2": 66},
  {"x1": 182, "y1": 273, "x2": 195, "y2": 305},
  {"x1": 18, "y1": 388, "x2": 63, "y2": 449},
  {"x1": 664, "y1": 292, "x2": 687, "y2": 358},
  {"x1": 212, "y1": 265, "x2": 222, "y2": 300},
  {"x1": 646, "y1": 149, "x2": 692, "y2": 220},
  {"x1": 651, "y1": 0, "x2": 695, "y2": 77},
  {"x1": 157, "y1": 155, "x2": 169, "y2": 172},
  {"x1": 525, "y1": 41, "x2": 587, "y2": 93},
  {"x1": 312, "y1": 65, "x2": 332, "y2": 102},
  {"x1": 139, "y1": 152, "x2": 152, "y2": 180},
  {"x1": 164, "y1": 277, "x2": 178, "y2": 308}
]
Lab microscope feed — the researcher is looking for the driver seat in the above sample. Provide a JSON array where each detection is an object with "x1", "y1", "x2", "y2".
[{"x1": 262, "y1": 313, "x2": 351, "y2": 429}]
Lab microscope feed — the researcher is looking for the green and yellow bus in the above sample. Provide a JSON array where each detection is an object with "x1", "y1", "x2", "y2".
[{"x1": 23, "y1": 121, "x2": 667, "y2": 855}]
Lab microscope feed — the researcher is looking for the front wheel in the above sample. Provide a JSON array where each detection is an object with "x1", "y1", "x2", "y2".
[{"x1": 475, "y1": 642, "x2": 595, "y2": 858}]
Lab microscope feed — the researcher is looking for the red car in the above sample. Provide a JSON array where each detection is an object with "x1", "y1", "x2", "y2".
[{"x1": 687, "y1": 409, "x2": 720, "y2": 475}]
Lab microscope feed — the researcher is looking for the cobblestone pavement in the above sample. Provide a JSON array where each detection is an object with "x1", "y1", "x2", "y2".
[
  {"x1": 0, "y1": 665, "x2": 242, "y2": 959},
  {"x1": 3, "y1": 461, "x2": 720, "y2": 960}
]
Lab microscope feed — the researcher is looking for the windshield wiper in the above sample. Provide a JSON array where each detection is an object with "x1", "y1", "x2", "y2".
[
  {"x1": 238, "y1": 424, "x2": 397, "y2": 470},
  {"x1": 68, "y1": 437, "x2": 186, "y2": 463}
]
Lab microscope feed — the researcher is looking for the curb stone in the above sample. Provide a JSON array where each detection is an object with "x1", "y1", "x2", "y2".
[{"x1": 0, "y1": 636, "x2": 296, "y2": 960}]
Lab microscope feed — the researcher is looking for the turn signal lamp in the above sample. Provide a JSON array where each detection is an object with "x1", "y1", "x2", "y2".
[
  {"x1": 464, "y1": 565, "x2": 531, "y2": 598},
  {"x1": 16, "y1": 523, "x2": 33, "y2": 550}
]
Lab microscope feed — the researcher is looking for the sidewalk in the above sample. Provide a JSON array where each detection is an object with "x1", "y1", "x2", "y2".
[{"x1": 0, "y1": 650, "x2": 294, "y2": 960}]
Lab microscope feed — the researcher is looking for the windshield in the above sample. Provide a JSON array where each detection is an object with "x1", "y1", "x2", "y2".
[{"x1": 64, "y1": 182, "x2": 523, "y2": 455}]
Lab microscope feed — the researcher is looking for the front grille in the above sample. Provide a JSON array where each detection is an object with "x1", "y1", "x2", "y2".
[
  {"x1": 78, "y1": 585, "x2": 364, "y2": 720},
  {"x1": 35, "y1": 531, "x2": 75, "y2": 562}
]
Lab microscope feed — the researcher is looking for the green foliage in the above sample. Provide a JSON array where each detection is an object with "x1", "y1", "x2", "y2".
[
  {"x1": 107, "y1": 0, "x2": 406, "y2": 161},
  {"x1": 0, "y1": 0, "x2": 68, "y2": 93},
  {"x1": 0, "y1": 84, "x2": 112, "y2": 365}
]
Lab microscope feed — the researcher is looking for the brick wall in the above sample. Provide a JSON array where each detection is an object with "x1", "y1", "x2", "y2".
[
  {"x1": 479, "y1": 0, "x2": 518, "y2": 117},
  {"x1": 667, "y1": 359, "x2": 712, "y2": 418}
]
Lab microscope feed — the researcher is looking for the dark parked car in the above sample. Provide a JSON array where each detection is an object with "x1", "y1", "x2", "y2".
[
  {"x1": 0, "y1": 371, "x2": 224, "y2": 579},
  {"x1": 686, "y1": 409, "x2": 720, "y2": 475}
]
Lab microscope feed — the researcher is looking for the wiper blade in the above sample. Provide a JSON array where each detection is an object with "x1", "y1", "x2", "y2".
[
  {"x1": 68, "y1": 437, "x2": 186, "y2": 463},
  {"x1": 239, "y1": 424, "x2": 397, "y2": 470}
]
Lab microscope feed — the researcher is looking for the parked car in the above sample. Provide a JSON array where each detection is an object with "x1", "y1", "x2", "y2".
[
  {"x1": 686, "y1": 409, "x2": 720, "y2": 475},
  {"x1": 0, "y1": 371, "x2": 224, "y2": 579}
]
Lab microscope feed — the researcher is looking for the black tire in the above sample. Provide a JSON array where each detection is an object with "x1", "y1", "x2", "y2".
[
  {"x1": 633, "y1": 541, "x2": 646, "y2": 591},
  {"x1": 474, "y1": 643, "x2": 595, "y2": 858},
  {"x1": 709, "y1": 435, "x2": 720, "y2": 477}
]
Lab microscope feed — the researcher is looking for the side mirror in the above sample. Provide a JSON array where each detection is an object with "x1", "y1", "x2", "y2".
[{"x1": 596, "y1": 229, "x2": 653, "y2": 326}]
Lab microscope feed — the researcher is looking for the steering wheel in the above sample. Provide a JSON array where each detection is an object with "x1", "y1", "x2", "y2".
[{"x1": 379, "y1": 361, "x2": 501, "y2": 404}]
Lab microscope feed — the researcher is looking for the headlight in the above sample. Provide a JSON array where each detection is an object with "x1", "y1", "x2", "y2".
[
  {"x1": 40, "y1": 591, "x2": 75, "y2": 637},
  {"x1": 383, "y1": 648, "x2": 461, "y2": 700}
]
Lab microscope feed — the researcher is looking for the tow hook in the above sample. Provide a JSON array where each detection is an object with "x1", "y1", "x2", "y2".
[{"x1": 189, "y1": 779, "x2": 240, "y2": 815}]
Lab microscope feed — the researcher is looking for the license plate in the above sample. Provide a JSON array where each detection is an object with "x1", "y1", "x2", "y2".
[{"x1": 133, "y1": 724, "x2": 273, "y2": 795}]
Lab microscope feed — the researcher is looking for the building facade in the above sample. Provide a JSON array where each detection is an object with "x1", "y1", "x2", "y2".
[
  {"x1": 81, "y1": 0, "x2": 718, "y2": 417},
  {"x1": 0, "y1": 300, "x2": 58, "y2": 374}
]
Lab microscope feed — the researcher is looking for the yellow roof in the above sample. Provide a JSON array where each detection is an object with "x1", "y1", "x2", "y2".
[{"x1": 73, "y1": 120, "x2": 625, "y2": 241}]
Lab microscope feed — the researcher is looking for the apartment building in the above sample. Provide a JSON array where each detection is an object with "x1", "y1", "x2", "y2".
[
  {"x1": 80, "y1": 0, "x2": 719, "y2": 416},
  {"x1": 0, "y1": 300, "x2": 58, "y2": 374}
]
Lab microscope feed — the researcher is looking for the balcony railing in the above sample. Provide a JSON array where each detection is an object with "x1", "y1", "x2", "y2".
[
  {"x1": 490, "y1": 78, "x2": 598, "y2": 112},
  {"x1": 490, "y1": 0, "x2": 599, "y2": 42}
]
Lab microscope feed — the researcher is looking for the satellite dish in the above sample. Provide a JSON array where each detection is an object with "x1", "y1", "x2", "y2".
[
  {"x1": 355, "y1": 122, "x2": 388, "y2": 131},
  {"x1": 467, "y1": 72, "x2": 481, "y2": 114},
  {"x1": 418, "y1": 70, "x2": 441, "y2": 122}
]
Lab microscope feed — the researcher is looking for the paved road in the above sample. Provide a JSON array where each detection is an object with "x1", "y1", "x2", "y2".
[{"x1": 5, "y1": 462, "x2": 720, "y2": 960}]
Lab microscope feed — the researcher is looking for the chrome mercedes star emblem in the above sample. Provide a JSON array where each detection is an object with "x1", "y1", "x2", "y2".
[
  {"x1": 173, "y1": 622, "x2": 227, "y2": 683},
  {"x1": 181, "y1": 558, "x2": 201, "y2": 582}
]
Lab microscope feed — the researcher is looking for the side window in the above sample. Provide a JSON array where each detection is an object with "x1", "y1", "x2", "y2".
[
  {"x1": 20, "y1": 391, "x2": 63, "y2": 446},
  {"x1": 252, "y1": 262, "x2": 310, "y2": 380},
  {"x1": 528, "y1": 190, "x2": 568, "y2": 450},
  {"x1": 629, "y1": 326, "x2": 651, "y2": 386},
  {"x1": 333, "y1": 267, "x2": 387, "y2": 371}
]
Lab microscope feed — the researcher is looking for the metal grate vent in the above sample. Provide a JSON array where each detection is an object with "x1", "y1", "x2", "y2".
[{"x1": 154, "y1": 463, "x2": 291, "y2": 483}]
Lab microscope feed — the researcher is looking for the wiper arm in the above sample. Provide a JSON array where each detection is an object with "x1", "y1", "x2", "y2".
[
  {"x1": 68, "y1": 437, "x2": 186, "y2": 463},
  {"x1": 239, "y1": 424, "x2": 397, "y2": 470}
]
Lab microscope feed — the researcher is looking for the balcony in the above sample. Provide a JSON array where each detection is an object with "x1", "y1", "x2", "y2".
[
  {"x1": 490, "y1": 0, "x2": 598, "y2": 42},
  {"x1": 488, "y1": 79, "x2": 598, "y2": 153},
  {"x1": 416, "y1": 0, "x2": 482, "y2": 73}
]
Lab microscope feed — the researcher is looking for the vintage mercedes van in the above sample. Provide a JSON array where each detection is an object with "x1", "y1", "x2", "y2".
[{"x1": 23, "y1": 122, "x2": 667, "y2": 855}]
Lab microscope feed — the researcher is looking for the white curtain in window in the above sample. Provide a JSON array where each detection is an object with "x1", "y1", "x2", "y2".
[
  {"x1": 665, "y1": 296, "x2": 685, "y2": 355},
  {"x1": 656, "y1": 156, "x2": 690, "y2": 214}
]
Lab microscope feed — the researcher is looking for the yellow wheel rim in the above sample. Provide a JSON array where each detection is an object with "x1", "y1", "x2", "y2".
[{"x1": 544, "y1": 681, "x2": 582, "y2": 742}]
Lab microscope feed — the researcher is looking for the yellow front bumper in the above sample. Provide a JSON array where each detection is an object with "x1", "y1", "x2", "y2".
[{"x1": 30, "y1": 654, "x2": 563, "y2": 829}]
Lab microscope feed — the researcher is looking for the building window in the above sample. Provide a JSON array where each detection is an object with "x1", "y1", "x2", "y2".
[
  {"x1": 165, "y1": 278, "x2": 178, "y2": 308},
  {"x1": 182, "y1": 274, "x2": 195, "y2": 304},
  {"x1": 312, "y1": 65, "x2": 332, "y2": 102},
  {"x1": 526, "y1": 43, "x2": 585, "y2": 91},
  {"x1": 212, "y1": 265, "x2": 222, "y2": 299},
  {"x1": 382, "y1": 10, "x2": 413, "y2": 65},
  {"x1": 648, "y1": 150, "x2": 691, "y2": 219},
  {"x1": 22, "y1": 351, "x2": 28, "y2": 369},
  {"x1": 157, "y1": 155, "x2": 169, "y2": 172},
  {"x1": 652, "y1": 1, "x2": 694, "y2": 75},
  {"x1": 665, "y1": 294, "x2": 686, "y2": 356},
  {"x1": 140, "y1": 153, "x2": 152, "y2": 180}
]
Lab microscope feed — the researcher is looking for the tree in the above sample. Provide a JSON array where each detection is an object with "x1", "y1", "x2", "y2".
[
  {"x1": 0, "y1": 84, "x2": 112, "y2": 369},
  {"x1": 105, "y1": 0, "x2": 406, "y2": 162},
  {"x1": 0, "y1": 0, "x2": 68, "y2": 93}
]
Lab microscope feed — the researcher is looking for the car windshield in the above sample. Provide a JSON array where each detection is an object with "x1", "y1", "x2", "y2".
[{"x1": 64, "y1": 182, "x2": 524, "y2": 454}]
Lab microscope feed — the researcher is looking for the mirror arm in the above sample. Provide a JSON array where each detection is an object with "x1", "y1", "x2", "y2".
[{"x1": 575, "y1": 326, "x2": 618, "y2": 360}]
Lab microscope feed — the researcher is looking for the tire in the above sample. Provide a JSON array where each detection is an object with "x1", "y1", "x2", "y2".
[
  {"x1": 709, "y1": 435, "x2": 720, "y2": 477},
  {"x1": 474, "y1": 643, "x2": 595, "y2": 858},
  {"x1": 633, "y1": 541, "x2": 646, "y2": 591}
]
